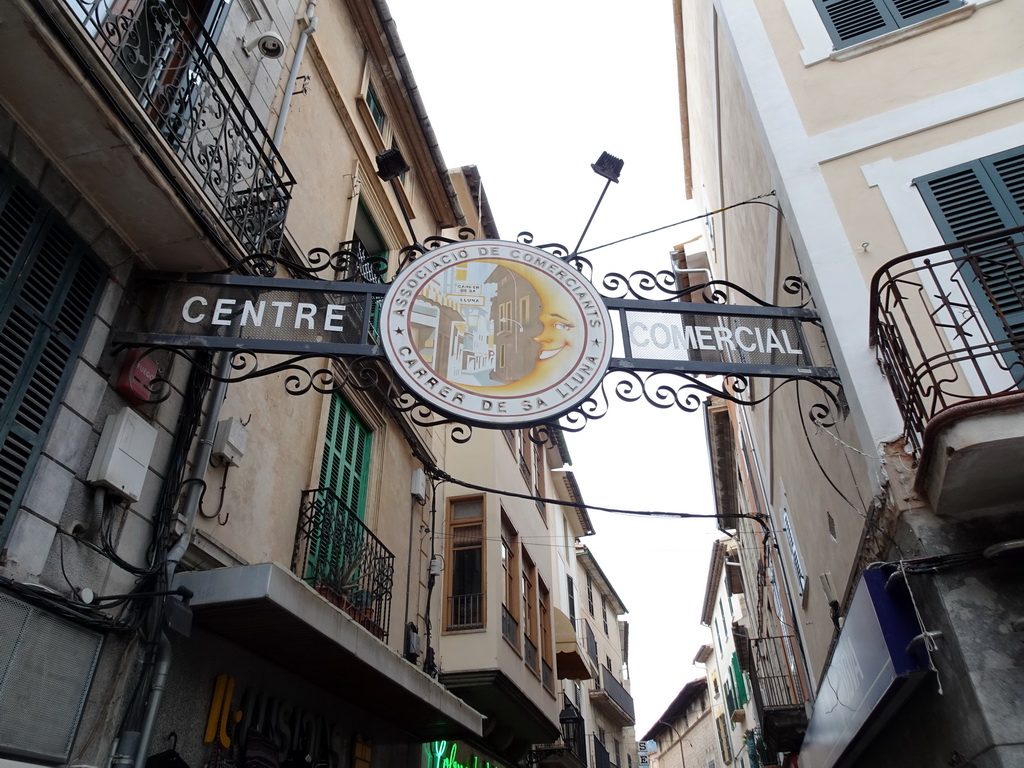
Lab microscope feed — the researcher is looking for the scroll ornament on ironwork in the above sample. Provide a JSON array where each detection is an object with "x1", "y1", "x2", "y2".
[{"x1": 113, "y1": 230, "x2": 843, "y2": 445}]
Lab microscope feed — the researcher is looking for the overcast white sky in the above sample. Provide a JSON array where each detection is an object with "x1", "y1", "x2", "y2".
[{"x1": 384, "y1": 0, "x2": 722, "y2": 734}]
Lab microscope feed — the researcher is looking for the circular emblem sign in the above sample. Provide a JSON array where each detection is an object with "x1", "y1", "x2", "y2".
[{"x1": 381, "y1": 240, "x2": 612, "y2": 427}]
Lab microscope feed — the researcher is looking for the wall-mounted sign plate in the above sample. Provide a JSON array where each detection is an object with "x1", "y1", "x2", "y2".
[{"x1": 380, "y1": 240, "x2": 613, "y2": 427}]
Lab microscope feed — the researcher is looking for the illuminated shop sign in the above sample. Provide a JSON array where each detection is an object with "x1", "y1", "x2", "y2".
[{"x1": 424, "y1": 740, "x2": 504, "y2": 768}]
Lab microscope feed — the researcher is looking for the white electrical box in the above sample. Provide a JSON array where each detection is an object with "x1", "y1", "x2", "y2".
[
  {"x1": 212, "y1": 417, "x2": 248, "y2": 466},
  {"x1": 86, "y1": 407, "x2": 158, "y2": 502},
  {"x1": 410, "y1": 467, "x2": 426, "y2": 502}
]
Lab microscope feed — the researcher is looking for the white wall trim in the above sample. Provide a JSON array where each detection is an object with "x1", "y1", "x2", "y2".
[
  {"x1": 715, "y1": 0, "x2": 904, "y2": 455},
  {"x1": 784, "y1": 0, "x2": 999, "y2": 67},
  {"x1": 860, "y1": 126, "x2": 1024, "y2": 395},
  {"x1": 810, "y1": 69, "x2": 1024, "y2": 164}
]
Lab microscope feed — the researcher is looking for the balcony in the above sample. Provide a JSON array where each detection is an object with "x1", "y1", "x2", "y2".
[
  {"x1": 589, "y1": 666, "x2": 635, "y2": 726},
  {"x1": 174, "y1": 563, "x2": 481, "y2": 741},
  {"x1": 870, "y1": 225, "x2": 1024, "y2": 516},
  {"x1": 529, "y1": 696, "x2": 588, "y2": 768},
  {"x1": 585, "y1": 620, "x2": 599, "y2": 667},
  {"x1": 336, "y1": 239, "x2": 387, "y2": 284},
  {"x1": 747, "y1": 636, "x2": 809, "y2": 754},
  {"x1": 591, "y1": 737, "x2": 610, "y2": 768},
  {"x1": 292, "y1": 488, "x2": 394, "y2": 642},
  {"x1": 2, "y1": 0, "x2": 293, "y2": 269},
  {"x1": 554, "y1": 609, "x2": 594, "y2": 680},
  {"x1": 501, "y1": 603, "x2": 519, "y2": 645},
  {"x1": 745, "y1": 728, "x2": 781, "y2": 768}
]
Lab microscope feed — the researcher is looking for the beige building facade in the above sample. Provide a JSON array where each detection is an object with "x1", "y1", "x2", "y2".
[
  {"x1": 0, "y1": 4, "x2": 624, "y2": 768},
  {"x1": 642, "y1": 678, "x2": 720, "y2": 768},
  {"x1": 675, "y1": 0, "x2": 1024, "y2": 765}
]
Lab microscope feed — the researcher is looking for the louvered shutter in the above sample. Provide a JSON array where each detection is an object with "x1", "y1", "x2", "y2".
[
  {"x1": 914, "y1": 147, "x2": 1024, "y2": 372},
  {"x1": 0, "y1": 165, "x2": 106, "y2": 542},
  {"x1": 318, "y1": 393, "x2": 371, "y2": 519},
  {"x1": 310, "y1": 393, "x2": 371, "y2": 581},
  {"x1": 814, "y1": 0, "x2": 961, "y2": 48}
]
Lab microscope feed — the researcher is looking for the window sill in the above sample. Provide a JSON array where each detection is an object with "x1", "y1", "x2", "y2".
[{"x1": 827, "y1": 3, "x2": 977, "y2": 63}]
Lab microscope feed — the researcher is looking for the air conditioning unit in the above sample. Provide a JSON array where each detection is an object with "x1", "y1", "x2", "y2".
[{"x1": 0, "y1": 592, "x2": 104, "y2": 762}]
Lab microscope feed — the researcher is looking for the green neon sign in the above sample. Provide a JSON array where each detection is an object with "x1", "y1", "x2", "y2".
[{"x1": 425, "y1": 741, "x2": 504, "y2": 768}]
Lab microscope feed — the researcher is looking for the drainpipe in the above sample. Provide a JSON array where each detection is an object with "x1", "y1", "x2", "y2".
[
  {"x1": 273, "y1": 1, "x2": 318, "y2": 149},
  {"x1": 131, "y1": 354, "x2": 233, "y2": 768}
]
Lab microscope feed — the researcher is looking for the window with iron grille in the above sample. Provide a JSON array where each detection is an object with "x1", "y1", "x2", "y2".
[
  {"x1": 502, "y1": 513, "x2": 519, "y2": 625},
  {"x1": 915, "y1": 146, "x2": 1024, "y2": 374},
  {"x1": 566, "y1": 574, "x2": 576, "y2": 622},
  {"x1": 813, "y1": 0, "x2": 962, "y2": 49},
  {"x1": 302, "y1": 394, "x2": 373, "y2": 600},
  {"x1": 0, "y1": 163, "x2": 106, "y2": 545},
  {"x1": 447, "y1": 497, "x2": 485, "y2": 630},
  {"x1": 522, "y1": 550, "x2": 538, "y2": 670},
  {"x1": 539, "y1": 579, "x2": 553, "y2": 689}
]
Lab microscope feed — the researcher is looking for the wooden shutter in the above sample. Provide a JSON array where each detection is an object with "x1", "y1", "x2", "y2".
[
  {"x1": 815, "y1": 0, "x2": 961, "y2": 48},
  {"x1": 915, "y1": 147, "x2": 1024, "y2": 353},
  {"x1": 318, "y1": 393, "x2": 371, "y2": 518},
  {"x1": 0, "y1": 165, "x2": 106, "y2": 542}
]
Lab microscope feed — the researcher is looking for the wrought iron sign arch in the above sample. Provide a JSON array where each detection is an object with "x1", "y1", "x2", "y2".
[{"x1": 113, "y1": 231, "x2": 843, "y2": 443}]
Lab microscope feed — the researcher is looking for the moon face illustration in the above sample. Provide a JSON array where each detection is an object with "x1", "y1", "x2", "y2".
[
  {"x1": 381, "y1": 241, "x2": 611, "y2": 427},
  {"x1": 458, "y1": 259, "x2": 586, "y2": 397}
]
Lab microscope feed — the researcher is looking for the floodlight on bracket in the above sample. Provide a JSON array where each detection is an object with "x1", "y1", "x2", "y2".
[{"x1": 571, "y1": 151, "x2": 624, "y2": 257}]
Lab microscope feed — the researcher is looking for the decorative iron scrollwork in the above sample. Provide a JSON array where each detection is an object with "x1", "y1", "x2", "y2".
[
  {"x1": 119, "y1": 228, "x2": 842, "y2": 441},
  {"x1": 553, "y1": 370, "x2": 843, "y2": 434}
]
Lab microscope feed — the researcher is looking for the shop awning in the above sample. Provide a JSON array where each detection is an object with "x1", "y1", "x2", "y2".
[
  {"x1": 554, "y1": 608, "x2": 593, "y2": 680},
  {"x1": 174, "y1": 563, "x2": 483, "y2": 741}
]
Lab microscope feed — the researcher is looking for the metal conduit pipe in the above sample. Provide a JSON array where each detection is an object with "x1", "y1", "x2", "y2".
[
  {"x1": 133, "y1": 354, "x2": 233, "y2": 767},
  {"x1": 273, "y1": 1, "x2": 318, "y2": 149},
  {"x1": 132, "y1": 633, "x2": 173, "y2": 768}
]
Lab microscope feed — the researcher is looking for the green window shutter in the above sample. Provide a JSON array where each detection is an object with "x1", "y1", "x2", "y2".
[
  {"x1": 0, "y1": 164, "x2": 106, "y2": 542},
  {"x1": 732, "y1": 652, "x2": 748, "y2": 706},
  {"x1": 914, "y1": 147, "x2": 1024, "y2": 366},
  {"x1": 318, "y1": 393, "x2": 371, "y2": 518},
  {"x1": 815, "y1": 0, "x2": 961, "y2": 48}
]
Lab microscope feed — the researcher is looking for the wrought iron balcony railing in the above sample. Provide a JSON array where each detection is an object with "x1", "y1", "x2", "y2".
[
  {"x1": 449, "y1": 593, "x2": 485, "y2": 630},
  {"x1": 748, "y1": 635, "x2": 808, "y2": 710},
  {"x1": 746, "y1": 728, "x2": 780, "y2": 768},
  {"x1": 529, "y1": 696, "x2": 588, "y2": 768},
  {"x1": 525, "y1": 635, "x2": 539, "y2": 674},
  {"x1": 501, "y1": 603, "x2": 519, "y2": 646},
  {"x1": 560, "y1": 697, "x2": 587, "y2": 765},
  {"x1": 591, "y1": 666, "x2": 635, "y2": 723},
  {"x1": 66, "y1": 0, "x2": 294, "y2": 256},
  {"x1": 292, "y1": 488, "x2": 394, "y2": 642},
  {"x1": 747, "y1": 635, "x2": 808, "y2": 754},
  {"x1": 870, "y1": 225, "x2": 1024, "y2": 452},
  {"x1": 584, "y1": 620, "x2": 598, "y2": 666},
  {"x1": 336, "y1": 240, "x2": 388, "y2": 284}
]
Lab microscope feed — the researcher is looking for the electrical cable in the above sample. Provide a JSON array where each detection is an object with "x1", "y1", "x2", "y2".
[
  {"x1": 794, "y1": 384, "x2": 905, "y2": 559},
  {"x1": 423, "y1": 460, "x2": 769, "y2": 529},
  {"x1": 576, "y1": 193, "x2": 780, "y2": 256}
]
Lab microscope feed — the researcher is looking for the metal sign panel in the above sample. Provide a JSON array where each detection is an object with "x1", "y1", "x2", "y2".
[
  {"x1": 113, "y1": 273, "x2": 387, "y2": 357},
  {"x1": 112, "y1": 240, "x2": 838, "y2": 428},
  {"x1": 606, "y1": 296, "x2": 836, "y2": 380},
  {"x1": 798, "y1": 569, "x2": 931, "y2": 768}
]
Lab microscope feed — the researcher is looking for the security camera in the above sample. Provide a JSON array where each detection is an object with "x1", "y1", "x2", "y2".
[{"x1": 243, "y1": 31, "x2": 286, "y2": 59}]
